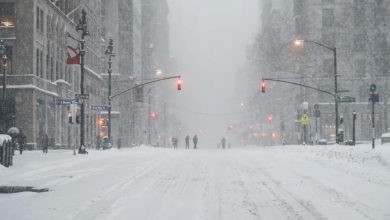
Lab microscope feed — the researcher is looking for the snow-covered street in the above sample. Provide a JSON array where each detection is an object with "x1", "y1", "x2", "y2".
[{"x1": 1, "y1": 145, "x2": 390, "y2": 220}]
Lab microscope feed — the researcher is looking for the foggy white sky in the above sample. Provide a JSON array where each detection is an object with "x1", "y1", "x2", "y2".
[{"x1": 168, "y1": 0, "x2": 259, "y2": 145}]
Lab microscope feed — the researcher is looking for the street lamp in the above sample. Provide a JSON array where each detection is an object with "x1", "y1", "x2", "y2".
[
  {"x1": 155, "y1": 69, "x2": 163, "y2": 76},
  {"x1": 0, "y1": 40, "x2": 7, "y2": 132},
  {"x1": 294, "y1": 39, "x2": 340, "y2": 144},
  {"x1": 76, "y1": 10, "x2": 90, "y2": 154},
  {"x1": 105, "y1": 39, "x2": 115, "y2": 144}
]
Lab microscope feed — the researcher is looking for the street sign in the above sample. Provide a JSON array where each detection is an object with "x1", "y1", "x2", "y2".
[
  {"x1": 314, "y1": 110, "x2": 321, "y2": 118},
  {"x1": 301, "y1": 114, "x2": 310, "y2": 125},
  {"x1": 369, "y1": 93, "x2": 379, "y2": 103},
  {"x1": 75, "y1": 94, "x2": 89, "y2": 99},
  {"x1": 56, "y1": 98, "x2": 79, "y2": 105},
  {"x1": 90, "y1": 105, "x2": 110, "y2": 111},
  {"x1": 339, "y1": 96, "x2": 356, "y2": 103}
]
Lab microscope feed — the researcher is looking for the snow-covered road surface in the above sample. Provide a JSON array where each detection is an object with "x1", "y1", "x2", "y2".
[{"x1": 1, "y1": 145, "x2": 390, "y2": 220}]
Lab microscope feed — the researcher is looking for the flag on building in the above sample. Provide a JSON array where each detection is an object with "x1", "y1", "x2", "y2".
[{"x1": 66, "y1": 32, "x2": 80, "y2": 64}]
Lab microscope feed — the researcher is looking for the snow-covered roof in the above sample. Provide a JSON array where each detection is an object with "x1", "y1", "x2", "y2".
[{"x1": 0, "y1": 134, "x2": 12, "y2": 146}]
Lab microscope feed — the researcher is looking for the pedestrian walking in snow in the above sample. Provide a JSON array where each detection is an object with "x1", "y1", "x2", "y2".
[
  {"x1": 172, "y1": 137, "x2": 178, "y2": 149},
  {"x1": 221, "y1": 137, "x2": 226, "y2": 149},
  {"x1": 193, "y1": 135, "x2": 198, "y2": 149},
  {"x1": 117, "y1": 138, "x2": 122, "y2": 149},
  {"x1": 185, "y1": 135, "x2": 190, "y2": 149},
  {"x1": 18, "y1": 130, "x2": 26, "y2": 155},
  {"x1": 42, "y1": 133, "x2": 49, "y2": 154}
]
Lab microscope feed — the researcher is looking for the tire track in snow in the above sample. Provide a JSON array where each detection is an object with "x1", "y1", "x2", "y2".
[
  {"x1": 65, "y1": 156, "x2": 167, "y2": 220},
  {"x1": 239, "y1": 155, "x2": 327, "y2": 220}
]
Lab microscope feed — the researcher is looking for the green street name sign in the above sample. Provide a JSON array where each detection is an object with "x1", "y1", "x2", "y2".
[{"x1": 339, "y1": 96, "x2": 356, "y2": 103}]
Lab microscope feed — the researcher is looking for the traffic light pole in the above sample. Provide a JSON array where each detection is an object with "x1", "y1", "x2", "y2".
[
  {"x1": 110, "y1": 75, "x2": 181, "y2": 100},
  {"x1": 352, "y1": 110, "x2": 356, "y2": 146},
  {"x1": 105, "y1": 39, "x2": 115, "y2": 144},
  {"x1": 76, "y1": 10, "x2": 89, "y2": 154},
  {"x1": 262, "y1": 78, "x2": 336, "y2": 97}
]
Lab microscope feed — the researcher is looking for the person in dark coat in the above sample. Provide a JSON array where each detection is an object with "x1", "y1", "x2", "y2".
[
  {"x1": 185, "y1": 135, "x2": 190, "y2": 149},
  {"x1": 18, "y1": 130, "x2": 26, "y2": 154},
  {"x1": 221, "y1": 137, "x2": 226, "y2": 149},
  {"x1": 42, "y1": 133, "x2": 49, "y2": 154},
  {"x1": 117, "y1": 138, "x2": 122, "y2": 149},
  {"x1": 172, "y1": 137, "x2": 178, "y2": 149},
  {"x1": 193, "y1": 135, "x2": 198, "y2": 149}
]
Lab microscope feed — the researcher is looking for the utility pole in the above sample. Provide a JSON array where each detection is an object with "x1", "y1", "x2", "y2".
[
  {"x1": 352, "y1": 110, "x2": 356, "y2": 146},
  {"x1": 0, "y1": 40, "x2": 7, "y2": 132},
  {"x1": 369, "y1": 84, "x2": 379, "y2": 149},
  {"x1": 163, "y1": 102, "x2": 167, "y2": 147},
  {"x1": 333, "y1": 48, "x2": 339, "y2": 144},
  {"x1": 105, "y1": 39, "x2": 115, "y2": 144},
  {"x1": 76, "y1": 10, "x2": 90, "y2": 154},
  {"x1": 148, "y1": 93, "x2": 151, "y2": 145}
]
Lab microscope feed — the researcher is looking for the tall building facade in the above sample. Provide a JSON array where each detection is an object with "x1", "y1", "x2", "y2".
[
  {"x1": 253, "y1": 0, "x2": 390, "y2": 144},
  {"x1": 140, "y1": 0, "x2": 171, "y2": 146},
  {"x1": 0, "y1": 0, "x2": 106, "y2": 149},
  {"x1": 102, "y1": 0, "x2": 142, "y2": 146}
]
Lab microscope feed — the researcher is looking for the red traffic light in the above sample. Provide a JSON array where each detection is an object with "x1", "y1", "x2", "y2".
[
  {"x1": 261, "y1": 80, "x2": 266, "y2": 93},
  {"x1": 150, "y1": 112, "x2": 157, "y2": 119},
  {"x1": 177, "y1": 78, "x2": 182, "y2": 90},
  {"x1": 267, "y1": 115, "x2": 273, "y2": 121}
]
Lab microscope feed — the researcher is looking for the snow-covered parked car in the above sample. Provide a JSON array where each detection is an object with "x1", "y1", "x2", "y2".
[
  {"x1": 381, "y1": 132, "x2": 390, "y2": 145},
  {"x1": 318, "y1": 139, "x2": 327, "y2": 145}
]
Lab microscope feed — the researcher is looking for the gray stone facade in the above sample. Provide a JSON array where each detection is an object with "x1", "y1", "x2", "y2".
[{"x1": 0, "y1": 0, "x2": 107, "y2": 149}]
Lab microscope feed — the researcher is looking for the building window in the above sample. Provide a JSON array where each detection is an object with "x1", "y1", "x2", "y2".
[
  {"x1": 323, "y1": 59, "x2": 333, "y2": 75},
  {"x1": 353, "y1": 33, "x2": 366, "y2": 51},
  {"x1": 0, "y1": 3, "x2": 15, "y2": 27},
  {"x1": 322, "y1": 9, "x2": 334, "y2": 27},
  {"x1": 294, "y1": 0, "x2": 304, "y2": 15},
  {"x1": 353, "y1": 0, "x2": 365, "y2": 27},
  {"x1": 36, "y1": 7, "x2": 40, "y2": 30},
  {"x1": 36, "y1": 7, "x2": 44, "y2": 33},
  {"x1": 40, "y1": 9, "x2": 44, "y2": 33},
  {"x1": 56, "y1": 60, "x2": 59, "y2": 80},
  {"x1": 40, "y1": 50, "x2": 43, "y2": 78},
  {"x1": 50, "y1": 57, "x2": 54, "y2": 81}
]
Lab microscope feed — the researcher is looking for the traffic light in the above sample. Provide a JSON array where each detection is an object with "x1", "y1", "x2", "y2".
[
  {"x1": 150, "y1": 112, "x2": 157, "y2": 119},
  {"x1": 98, "y1": 118, "x2": 105, "y2": 126},
  {"x1": 76, "y1": 114, "x2": 80, "y2": 124},
  {"x1": 261, "y1": 80, "x2": 266, "y2": 93},
  {"x1": 177, "y1": 78, "x2": 182, "y2": 90},
  {"x1": 267, "y1": 114, "x2": 273, "y2": 121},
  {"x1": 68, "y1": 113, "x2": 73, "y2": 124},
  {"x1": 68, "y1": 104, "x2": 77, "y2": 124}
]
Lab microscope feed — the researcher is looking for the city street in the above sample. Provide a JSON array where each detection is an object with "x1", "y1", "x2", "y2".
[{"x1": 1, "y1": 145, "x2": 389, "y2": 220}]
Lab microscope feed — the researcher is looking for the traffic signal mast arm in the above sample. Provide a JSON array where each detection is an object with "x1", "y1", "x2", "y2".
[
  {"x1": 262, "y1": 78, "x2": 336, "y2": 98},
  {"x1": 110, "y1": 75, "x2": 181, "y2": 100}
]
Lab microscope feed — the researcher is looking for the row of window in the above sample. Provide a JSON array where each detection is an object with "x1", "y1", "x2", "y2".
[{"x1": 322, "y1": 1, "x2": 387, "y2": 29}]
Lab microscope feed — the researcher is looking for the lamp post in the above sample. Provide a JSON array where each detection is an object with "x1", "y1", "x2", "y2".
[
  {"x1": 105, "y1": 39, "x2": 115, "y2": 144},
  {"x1": 294, "y1": 39, "x2": 339, "y2": 144},
  {"x1": 0, "y1": 40, "x2": 7, "y2": 132},
  {"x1": 76, "y1": 10, "x2": 90, "y2": 154},
  {"x1": 352, "y1": 110, "x2": 356, "y2": 146}
]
